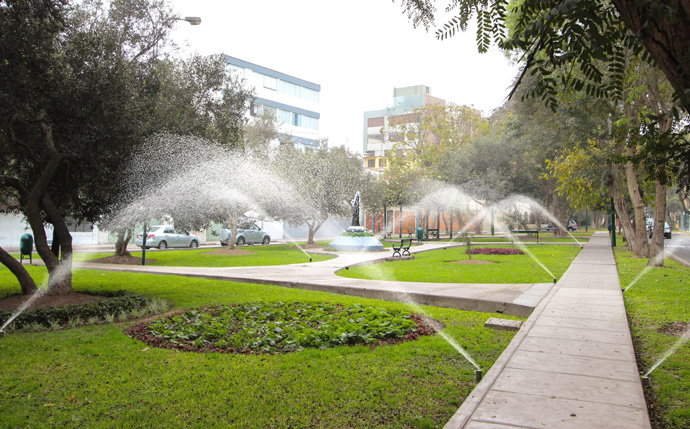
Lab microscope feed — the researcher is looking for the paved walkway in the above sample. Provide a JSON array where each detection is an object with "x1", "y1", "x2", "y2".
[
  {"x1": 445, "y1": 231, "x2": 650, "y2": 428},
  {"x1": 73, "y1": 241, "x2": 556, "y2": 317}
]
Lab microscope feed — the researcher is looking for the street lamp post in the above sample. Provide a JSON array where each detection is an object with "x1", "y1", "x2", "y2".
[{"x1": 179, "y1": 16, "x2": 201, "y2": 25}]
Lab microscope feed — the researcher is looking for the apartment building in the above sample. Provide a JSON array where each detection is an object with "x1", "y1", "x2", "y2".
[
  {"x1": 223, "y1": 55, "x2": 321, "y2": 151},
  {"x1": 362, "y1": 85, "x2": 445, "y2": 172}
]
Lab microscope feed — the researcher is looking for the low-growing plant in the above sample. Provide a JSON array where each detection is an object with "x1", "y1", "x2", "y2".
[
  {"x1": 68, "y1": 316, "x2": 83, "y2": 329},
  {"x1": 117, "y1": 310, "x2": 128, "y2": 322},
  {"x1": 129, "y1": 301, "x2": 437, "y2": 354},
  {"x1": 0, "y1": 290, "x2": 149, "y2": 330},
  {"x1": 104, "y1": 313, "x2": 115, "y2": 323},
  {"x1": 26, "y1": 322, "x2": 45, "y2": 332},
  {"x1": 87, "y1": 316, "x2": 100, "y2": 325},
  {"x1": 342, "y1": 231, "x2": 374, "y2": 237},
  {"x1": 49, "y1": 320, "x2": 61, "y2": 331}
]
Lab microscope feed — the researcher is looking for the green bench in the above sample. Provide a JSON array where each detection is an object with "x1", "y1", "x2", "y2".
[{"x1": 392, "y1": 238, "x2": 413, "y2": 257}]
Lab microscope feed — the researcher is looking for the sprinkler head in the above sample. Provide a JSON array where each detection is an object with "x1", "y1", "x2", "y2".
[
  {"x1": 0, "y1": 331, "x2": 4, "y2": 338},
  {"x1": 553, "y1": 278, "x2": 557, "y2": 284},
  {"x1": 309, "y1": 257, "x2": 312, "y2": 263},
  {"x1": 642, "y1": 375, "x2": 650, "y2": 387},
  {"x1": 475, "y1": 369, "x2": 483, "y2": 382}
]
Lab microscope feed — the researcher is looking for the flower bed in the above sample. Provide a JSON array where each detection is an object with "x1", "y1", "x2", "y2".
[
  {"x1": 466, "y1": 247, "x2": 525, "y2": 255},
  {"x1": 129, "y1": 301, "x2": 437, "y2": 354}
]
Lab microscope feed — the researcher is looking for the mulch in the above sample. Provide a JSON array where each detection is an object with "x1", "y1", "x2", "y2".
[{"x1": 0, "y1": 292, "x2": 106, "y2": 312}]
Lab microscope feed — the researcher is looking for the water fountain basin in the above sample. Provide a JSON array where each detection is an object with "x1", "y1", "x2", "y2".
[{"x1": 328, "y1": 236, "x2": 384, "y2": 252}]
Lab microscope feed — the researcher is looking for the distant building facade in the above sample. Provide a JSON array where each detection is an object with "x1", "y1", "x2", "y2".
[
  {"x1": 362, "y1": 85, "x2": 445, "y2": 172},
  {"x1": 223, "y1": 55, "x2": 321, "y2": 152}
]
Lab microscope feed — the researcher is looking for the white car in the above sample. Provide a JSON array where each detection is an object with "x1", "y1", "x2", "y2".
[
  {"x1": 220, "y1": 224, "x2": 270, "y2": 246},
  {"x1": 135, "y1": 225, "x2": 200, "y2": 249}
]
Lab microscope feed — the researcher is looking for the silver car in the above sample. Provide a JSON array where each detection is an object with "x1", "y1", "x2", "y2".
[
  {"x1": 135, "y1": 225, "x2": 200, "y2": 249},
  {"x1": 220, "y1": 224, "x2": 270, "y2": 246}
]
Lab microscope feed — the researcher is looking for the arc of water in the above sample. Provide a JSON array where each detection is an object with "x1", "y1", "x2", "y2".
[{"x1": 1, "y1": 256, "x2": 74, "y2": 332}]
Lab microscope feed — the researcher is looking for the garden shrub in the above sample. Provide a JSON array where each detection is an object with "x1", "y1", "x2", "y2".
[
  {"x1": 466, "y1": 247, "x2": 525, "y2": 255},
  {"x1": 0, "y1": 290, "x2": 150, "y2": 330},
  {"x1": 129, "y1": 301, "x2": 437, "y2": 354}
]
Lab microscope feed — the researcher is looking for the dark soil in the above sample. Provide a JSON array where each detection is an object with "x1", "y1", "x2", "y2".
[
  {"x1": 449, "y1": 260, "x2": 495, "y2": 264},
  {"x1": 87, "y1": 255, "x2": 156, "y2": 265},
  {"x1": 658, "y1": 321, "x2": 690, "y2": 338},
  {"x1": 0, "y1": 292, "x2": 107, "y2": 311}
]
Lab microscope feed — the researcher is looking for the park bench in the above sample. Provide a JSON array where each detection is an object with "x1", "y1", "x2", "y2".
[
  {"x1": 392, "y1": 238, "x2": 412, "y2": 257},
  {"x1": 407, "y1": 228, "x2": 416, "y2": 237},
  {"x1": 511, "y1": 229, "x2": 542, "y2": 244},
  {"x1": 426, "y1": 228, "x2": 439, "y2": 240}
]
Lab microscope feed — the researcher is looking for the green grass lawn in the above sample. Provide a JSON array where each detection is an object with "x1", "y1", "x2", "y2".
[
  {"x1": 31, "y1": 243, "x2": 335, "y2": 267},
  {"x1": 616, "y1": 249, "x2": 690, "y2": 429},
  {"x1": 0, "y1": 266, "x2": 521, "y2": 428},
  {"x1": 338, "y1": 245, "x2": 581, "y2": 283}
]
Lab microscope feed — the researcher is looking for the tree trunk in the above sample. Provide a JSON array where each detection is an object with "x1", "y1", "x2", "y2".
[
  {"x1": 307, "y1": 219, "x2": 324, "y2": 245},
  {"x1": 625, "y1": 147, "x2": 648, "y2": 257},
  {"x1": 228, "y1": 218, "x2": 239, "y2": 250},
  {"x1": 648, "y1": 178, "x2": 667, "y2": 266},
  {"x1": 0, "y1": 247, "x2": 38, "y2": 295},
  {"x1": 610, "y1": 159, "x2": 636, "y2": 251},
  {"x1": 40, "y1": 194, "x2": 73, "y2": 295},
  {"x1": 473, "y1": 213, "x2": 485, "y2": 235},
  {"x1": 611, "y1": 0, "x2": 690, "y2": 114},
  {"x1": 114, "y1": 228, "x2": 132, "y2": 257}
]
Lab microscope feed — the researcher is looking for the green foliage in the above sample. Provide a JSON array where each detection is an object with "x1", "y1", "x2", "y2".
[
  {"x1": 339, "y1": 244, "x2": 580, "y2": 283},
  {"x1": 616, "y1": 249, "x2": 690, "y2": 428},
  {"x1": 0, "y1": 290, "x2": 150, "y2": 330},
  {"x1": 544, "y1": 139, "x2": 611, "y2": 210},
  {"x1": 342, "y1": 231, "x2": 374, "y2": 237},
  {"x1": 0, "y1": 266, "x2": 520, "y2": 427},
  {"x1": 135, "y1": 302, "x2": 426, "y2": 353}
]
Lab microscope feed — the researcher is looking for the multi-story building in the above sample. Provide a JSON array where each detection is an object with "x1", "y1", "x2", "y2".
[
  {"x1": 362, "y1": 85, "x2": 445, "y2": 172},
  {"x1": 223, "y1": 55, "x2": 321, "y2": 151}
]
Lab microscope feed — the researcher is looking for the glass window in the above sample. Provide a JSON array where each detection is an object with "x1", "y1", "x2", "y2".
[
  {"x1": 292, "y1": 113, "x2": 301, "y2": 127},
  {"x1": 302, "y1": 87, "x2": 319, "y2": 102},
  {"x1": 302, "y1": 116, "x2": 318, "y2": 130},
  {"x1": 378, "y1": 158, "x2": 386, "y2": 168},
  {"x1": 263, "y1": 75, "x2": 278, "y2": 90},
  {"x1": 279, "y1": 80, "x2": 301, "y2": 97},
  {"x1": 278, "y1": 109, "x2": 292, "y2": 124},
  {"x1": 367, "y1": 159, "x2": 375, "y2": 167}
]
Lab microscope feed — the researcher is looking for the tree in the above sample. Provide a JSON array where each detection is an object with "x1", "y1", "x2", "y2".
[
  {"x1": 274, "y1": 142, "x2": 368, "y2": 244},
  {"x1": 399, "y1": 0, "x2": 690, "y2": 115}
]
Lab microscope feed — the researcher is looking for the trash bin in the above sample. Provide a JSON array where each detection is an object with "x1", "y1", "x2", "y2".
[
  {"x1": 415, "y1": 227, "x2": 424, "y2": 243},
  {"x1": 19, "y1": 234, "x2": 33, "y2": 264}
]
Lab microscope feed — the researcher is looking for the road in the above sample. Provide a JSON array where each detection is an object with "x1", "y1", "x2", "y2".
[{"x1": 665, "y1": 233, "x2": 690, "y2": 265}]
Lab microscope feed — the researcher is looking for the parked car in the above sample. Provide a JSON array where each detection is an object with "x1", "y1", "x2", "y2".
[
  {"x1": 646, "y1": 219, "x2": 672, "y2": 239},
  {"x1": 220, "y1": 223, "x2": 270, "y2": 246},
  {"x1": 135, "y1": 225, "x2": 199, "y2": 249},
  {"x1": 567, "y1": 219, "x2": 578, "y2": 231}
]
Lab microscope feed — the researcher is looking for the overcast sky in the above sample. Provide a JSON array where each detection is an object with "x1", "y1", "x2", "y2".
[{"x1": 169, "y1": 0, "x2": 519, "y2": 153}]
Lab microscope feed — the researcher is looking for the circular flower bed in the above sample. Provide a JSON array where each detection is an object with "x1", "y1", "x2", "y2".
[
  {"x1": 128, "y1": 301, "x2": 437, "y2": 354},
  {"x1": 466, "y1": 247, "x2": 525, "y2": 255}
]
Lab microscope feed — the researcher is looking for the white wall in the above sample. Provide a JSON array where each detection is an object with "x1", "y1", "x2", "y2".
[{"x1": 0, "y1": 213, "x2": 100, "y2": 248}]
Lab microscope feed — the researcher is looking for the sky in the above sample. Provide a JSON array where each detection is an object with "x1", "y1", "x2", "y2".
[{"x1": 169, "y1": 0, "x2": 519, "y2": 153}]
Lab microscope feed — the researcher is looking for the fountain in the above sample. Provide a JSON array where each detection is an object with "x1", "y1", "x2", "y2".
[{"x1": 327, "y1": 192, "x2": 384, "y2": 252}]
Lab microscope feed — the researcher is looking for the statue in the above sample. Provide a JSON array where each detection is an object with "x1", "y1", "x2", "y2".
[{"x1": 351, "y1": 192, "x2": 360, "y2": 226}]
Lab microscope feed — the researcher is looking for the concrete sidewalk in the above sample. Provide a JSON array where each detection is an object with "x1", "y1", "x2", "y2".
[
  {"x1": 73, "y1": 241, "x2": 555, "y2": 317},
  {"x1": 445, "y1": 231, "x2": 650, "y2": 428}
]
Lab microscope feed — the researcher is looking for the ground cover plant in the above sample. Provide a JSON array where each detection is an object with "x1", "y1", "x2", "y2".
[
  {"x1": 616, "y1": 249, "x2": 690, "y2": 428},
  {"x1": 339, "y1": 245, "x2": 581, "y2": 283},
  {"x1": 0, "y1": 265, "x2": 521, "y2": 427},
  {"x1": 467, "y1": 248, "x2": 525, "y2": 255},
  {"x1": 63, "y1": 243, "x2": 335, "y2": 267},
  {"x1": 130, "y1": 301, "x2": 436, "y2": 353}
]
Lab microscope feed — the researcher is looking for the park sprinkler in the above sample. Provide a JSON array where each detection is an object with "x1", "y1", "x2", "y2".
[
  {"x1": 0, "y1": 330, "x2": 5, "y2": 338},
  {"x1": 553, "y1": 278, "x2": 558, "y2": 284},
  {"x1": 309, "y1": 257, "x2": 312, "y2": 263},
  {"x1": 642, "y1": 375, "x2": 650, "y2": 387},
  {"x1": 475, "y1": 369, "x2": 483, "y2": 383}
]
